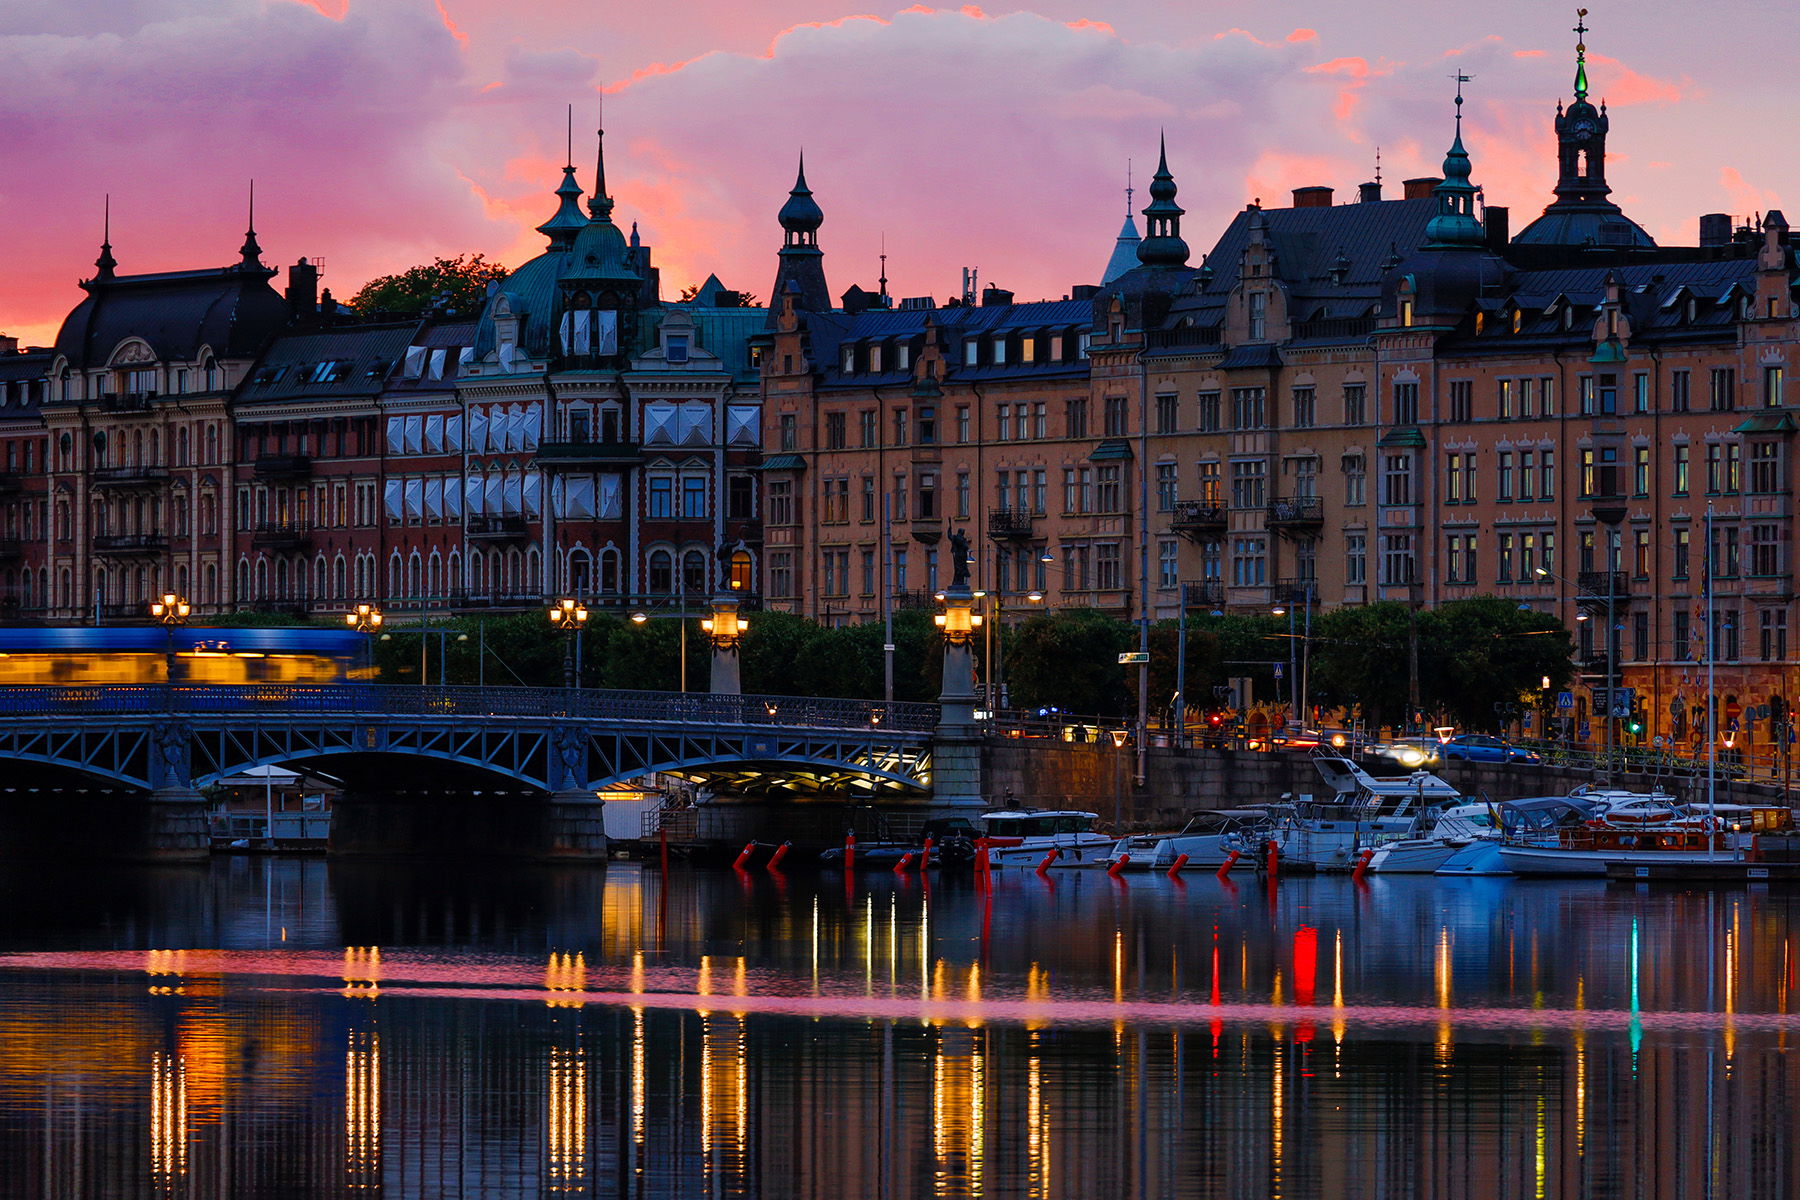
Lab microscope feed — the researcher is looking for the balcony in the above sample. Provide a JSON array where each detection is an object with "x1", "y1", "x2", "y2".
[
  {"x1": 0, "y1": 472, "x2": 21, "y2": 494},
  {"x1": 908, "y1": 517, "x2": 942, "y2": 546},
  {"x1": 93, "y1": 533, "x2": 166, "y2": 555},
  {"x1": 1177, "y1": 580, "x2": 1224, "y2": 609},
  {"x1": 466, "y1": 514, "x2": 530, "y2": 540},
  {"x1": 1169, "y1": 500, "x2": 1227, "y2": 540},
  {"x1": 91, "y1": 466, "x2": 169, "y2": 489},
  {"x1": 1576, "y1": 571, "x2": 1631, "y2": 604},
  {"x1": 99, "y1": 391, "x2": 155, "y2": 413},
  {"x1": 253, "y1": 454, "x2": 313, "y2": 480},
  {"x1": 1275, "y1": 578, "x2": 1319, "y2": 605},
  {"x1": 251, "y1": 521, "x2": 310, "y2": 550},
  {"x1": 1266, "y1": 496, "x2": 1324, "y2": 533},
  {"x1": 890, "y1": 589, "x2": 939, "y2": 613},
  {"x1": 987, "y1": 510, "x2": 1035, "y2": 540},
  {"x1": 1142, "y1": 326, "x2": 1223, "y2": 351},
  {"x1": 536, "y1": 439, "x2": 642, "y2": 467}
]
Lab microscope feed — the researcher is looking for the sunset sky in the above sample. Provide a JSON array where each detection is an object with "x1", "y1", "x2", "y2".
[{"x1": 0, "y1": 1, "x2": 1789, "y2": 347}]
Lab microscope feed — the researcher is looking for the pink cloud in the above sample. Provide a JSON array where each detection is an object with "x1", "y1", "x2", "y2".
[
  {"x1": 432, "y1": 0, "x2": 467, "y2": 45},
  {"x1": 1720, "y1": 167, "x2": 1781, "y2": 217},
  {"x1": 1288, "y1": 28, "x2": 1319, "y2": 43}
]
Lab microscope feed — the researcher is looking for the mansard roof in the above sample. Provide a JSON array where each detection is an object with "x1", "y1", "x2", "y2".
[
  {"x1": 806, "y1": 298, "x2": 1094, "y2": 389},
  {"x1": 239, "y1": 322, "x2": 422, "y2": 402},
  {"x1": 54, "y1": 263, "x2": 289, "y2": 368}
]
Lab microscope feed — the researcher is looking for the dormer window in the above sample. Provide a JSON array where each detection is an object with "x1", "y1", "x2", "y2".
[
  {"x1": 964, "y1": 339, "x2": 979, "y2": 366},
  {"x1": 666, "y1": 333, "x2": 689, "y2": 364},
  {"x1": 868, "y1": 342, "x2": 882, "y2": 372},
  {"x1": 895, "y1": 342, "x2": 911, "y2": 371},
  {"x1": 1512, "y1": 309, "x2": 1523, "y2": 334},
  {"x1": 1249, "y1": 292, "x2": 1267, "y2": 340},
  {"x1": 842, "y1": 346, "x2": 855, "y2": 373},
  {"x1": 992, "y1": 337, "x2": 1007, "y2": 366},
  {"x1": 1400, "y1": 298, "x2": 1414, "y2": 328}
]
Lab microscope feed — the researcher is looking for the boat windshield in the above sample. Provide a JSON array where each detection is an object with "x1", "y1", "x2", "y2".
[
  {"x1": 1179, "y1": 810, "x2": 1268, "y2": 834},
  {"x1": 1500, "y1": 797, "x2": 1598, "y2": 836},
  {"x1": 982, "y1": 812, "x2": 1095, "y2": 837}
]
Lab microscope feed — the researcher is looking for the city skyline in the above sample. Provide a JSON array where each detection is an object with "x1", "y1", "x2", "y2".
[{"x1": 0, "y1": 0, "x2": 1787, "y2": 345}]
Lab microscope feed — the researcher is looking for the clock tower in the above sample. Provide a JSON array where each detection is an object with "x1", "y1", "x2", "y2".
[{"x1": 1512, "y1": 11, "x2": 1656, "y2": 251}]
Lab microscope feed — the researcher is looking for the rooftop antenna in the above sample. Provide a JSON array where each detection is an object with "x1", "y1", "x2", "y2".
[
  {"x1": 1126, "y1": 158, "x2": 1134, "y2": 217},
  {"x1": 1374, "y1": 145, "x2": 1383, "y2": 189},
  {"x1": 565, "y1": 103, "x2": 573, "y2": 168},
  {"x1": 878, "y1": 232, "x2": 889, "y2": 304}
]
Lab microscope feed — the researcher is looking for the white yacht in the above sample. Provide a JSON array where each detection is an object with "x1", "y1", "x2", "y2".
[
  {"x1": 1103, "y1": 809, "x2": 1271, "y2": 872},
  {"x1": 1271, "y1": 756, "x2": 1468, "y2": 873},
  {"x1": 979, "y1": 810, "x2": 1115, "y2": 868}
]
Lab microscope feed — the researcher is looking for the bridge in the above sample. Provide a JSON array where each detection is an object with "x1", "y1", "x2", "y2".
[{"x1": 0, "y1": 685, "x2": 938, "y2": 861}]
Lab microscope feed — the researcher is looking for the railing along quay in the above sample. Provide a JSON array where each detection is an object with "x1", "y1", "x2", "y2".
[{"x1": 0, "y1": 684, "x2": 939, "y2": 733}]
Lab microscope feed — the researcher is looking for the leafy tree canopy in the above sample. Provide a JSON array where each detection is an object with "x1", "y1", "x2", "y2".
[{"x1": 348, "y1": 253, "x2": 510, "y2": 317}]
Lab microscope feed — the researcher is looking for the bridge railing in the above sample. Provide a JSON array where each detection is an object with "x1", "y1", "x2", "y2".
[{"x1": 0, "y1": 684, "x2": 939, "y2": 734}]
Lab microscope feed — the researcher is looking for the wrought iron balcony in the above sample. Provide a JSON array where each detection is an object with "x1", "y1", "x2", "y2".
[
  {"x1": 1576, "y1": 571, "x2": 1631, "y2": 603},
  {"x1": 987, "y1": 510, "x2": 1035, "y2": 539},
  {"x1": 251, "y1": 521, "x2": 310, "y2": 549},
  {"x1": 1266, "y1": 496, "x2": 1324, "y2": 530},
  {"x1": 1177, "y1": 580, "x2": 1224, "y2": 608},
  {"x1": 536, "y1": 439, "x2": 642, "y2": 467},
  {"x1": 1170, "y1": 500, "x2": 1227, "y2": 539},
  {"x1": 253, "y1": 454, "x2": 313, "y2": 480},
  {"x1": 91, "y1": 466, "x2": 169, "y2": 488},
  {"x1": 466, "y1": 514, "x2": 531, "y2": 540},
  {"x1": 1275, "y1": 578, "x2": 1319, "y2": 605},
  {"x1": 93, "y1": 533, "x2": 166, "y2": 555}
]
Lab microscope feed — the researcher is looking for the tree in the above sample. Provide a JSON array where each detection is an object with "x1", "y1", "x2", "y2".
[
  {"x1": 1005, "y1": 609, "x2": 1134, "y2": 717},
  {"x1": 1418, "y1": 595, "x2": 1574, "y2": 730},
  {"x1": 348, "y1": 253, "x2": 510, "y2": 317},
  {"x1": 1307, "y1": 602, "x2": 1419, "y2": 731}
]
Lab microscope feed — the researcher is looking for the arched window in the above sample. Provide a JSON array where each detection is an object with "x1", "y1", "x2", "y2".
[
  {"x1": 647, "y1": 548, "x2": 674, "y2": 595},
  {"x1": 236, "y1": 558, "x2": 250, "y2": 603},
  {"x1": 205, "y1": 425, "x2": 218, "y2": 465},
  {"x1": 204, "y1": 563, "x2": 217, "y2": 606},
  {"x1": 599, "y1": 547, "x2": 621, "y2": 593},
  {"x1": 682, "y1": 549, "x2": 708, "y2": 594},
  {"x1": 408, "y1": 552, "x2": 422, "y2": 598},
  {"x1": 525, "y1": 547, "x2": 540, "y2": 592},
  {"x1": 447, "y1": 551, "x2": 461, "y2": 597},
  {"x1": 334, "y1": 555, "x2": 348, "y2": 599},
  {"x1": 388, "y1": 552, "x2": 402, "y2": 598},
  {"x1": 568, "y1": 548, "x2": 592, "y2": 595},
  {"x1": 427, "y1": 551, "x2": 442, "y2": 600},
  {"x1": 175, "y1": 564, "x2": 188, "y2": 598},
  {"x1": 59, "y1": 568, "x2": 71, "y2": 609},
  {"x1": 255, "y1": 558, "x2": 269, "y2": 600},
  {"x1": 469, "y1": 548, "x2": 485, "y2": 597}
]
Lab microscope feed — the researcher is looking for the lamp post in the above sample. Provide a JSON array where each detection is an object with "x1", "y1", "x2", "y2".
[
  {"x1": 149, "y1": 592, "x2": 189, "y2": 705},
  {"x1": 344, "y1": 603, "x2": 383, "y2": 676},
  {"x1": 934, "y1": 582, "x2": 982, "y2": 732},
  {"x1": 700, "y1": 586, "x2": 748, "y2": 695},
  {"x1": 549, "y1": 598, "x2": 589, "y2": 690},
  {"x1": 1536, "y1": 561, "x2": 1617, "y2": 782}
]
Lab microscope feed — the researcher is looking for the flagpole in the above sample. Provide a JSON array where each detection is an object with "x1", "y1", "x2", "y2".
[{"x1": 1706, "y1": 501, "x2": 1716, "y2": 860}]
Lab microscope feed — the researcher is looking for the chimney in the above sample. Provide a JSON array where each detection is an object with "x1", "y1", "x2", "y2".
[
  {"x1": 0, "y1": 335, "x2": 16, "y2": 355},
  {"x1": 1292, "y1": 186, "x2": 1334, "y2": 209},
  {"x1": 1402, "y1": 177, "x2": 1440, "y2": 200},
  {"x1": 1359, "y1": 181, "x2": 1382, "y2": 203},
  {"x1": 1699, "y1": 213, "x2": 1732, "y2": 247},
  {"x1": 1485, "y1": 206, "x2": 1510, "y2": 251},
  {"x1": 286, "y1": 257, "x2": 319, "y2": 317},
  {"x1": 981, "y1": 286, "x2": 1014, "y2": 307}
]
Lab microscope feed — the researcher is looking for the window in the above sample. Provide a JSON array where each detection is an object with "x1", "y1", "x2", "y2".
[
  {"x1": 1391, "y1": 381, "x2": 1418, "y2": 425},
  {"x1": 996, "y1": 405, "x2": 1012, "y2": 442},
  {"x1": 649, "y1": 476, "x2": 674, "y2": 518},
  {"x1": 1710, "y1": 368, "x2": 1736, "y2": 412},
  {"x1": 1291, "y1": 456, "x2": 1318, "y2": 499},
  {"x1": 1447, "y1": 453, "x2": 1465, "y2": 503},
  {"x1": 728, "y1": 475, "x2": 754, "y2": 521},
  {"x1": 1230, "y1": 388, "x2": 1265, "y2": 430},
  {"x1": 1518, "y1": 378, "x2": 1535, "y2": 419},
  {"x1": 859, "y1": 410, "x2": 877, "y2": 448},
  {"x1": 1447, "y1": 533, "x2": 1478, "y2": 584},
  {"x1": 1381, "y1": 453, "x2": 1413, "y2": 506},
  {"x1": 1579, "y1": 447, "x2": 1618, "y2": 498},
  {"x1": 1673, "y1": 528, "x2": 1690, "y2": 580},
  {"x1": 1155, "y1": 393, "x2": 1178, "y2": 433},
  {"x1": 1497, "y1": 379, "x2": 1514, "y2": 419},
  {"x1": 1200, "y1": 539, "x2": 1222, "y2": 582},
  {"x1": 1033, "y1": 403, "x2": 1047, "y2": 439},
  {"x1": 1066, "y1": 397, "x2": 1089, "y2": 439},
  {"x1": 1096, "y1": 465, "x2": 1122, "y2": 512},
  {"x1": 1062, "y1": 467, "x2": 1091, "y2": 513},
  {"x1": 1155, "y1": 463, "x2": 1178, "y2": 511},
  {"x1": 1449, "y1": 380, "x2": 1472, "y2": 423},
  {"x1": 1346, "y1": 533, "x2": 1366, "y2": 585},
  {"x1": 1633, "y1": 612, "x2": 1650, "y2": 662},
  {"x1": 1578, "y1": 374, "x2": 1596, "y2": 415},
  {"x1": 1765, "y1": 365, "x2": 1786, "y2": 408},
  {"x1": 1248, "y1": 291, "x2": 1267, "y2": 340},
  {"x1": 1230, "y1": 459, "x2": 1266, "y2": 510},
  {"x1": 860, "y1": 475, "x2": 875, "y2": 522},
  {"x1": 1158, "y1": 540, "x2": 1179, "y2": 590},
  {"x1": 1497, "y1": 451, "x2": 1514, "y2": 501},
  {"x1": 1752, "y1": 524, "x2": 1782, "y2": 576},
  {"x1": 1540, "y1": 376, "x2": 1556, "y2": 417},
  {"x1": 1230, "y1": 537, "x2": 1267, "y2": 586},
  {"x1": 1751, "y1": 442, "x2": 1782, "y2": 493},
  {"x1": 1705, "y1": 442, "x2": 1741, "y2": 494},
  {"x1": 1711, "y1": 523, "x2": 1740, "y2": 578},
  {"x1": 1343, "y1": 384, "x2": 1366, "y2": 426},
  {"x1": 1198, "y1": 462, "x2": 1222, "y2": 505},
  {"x1": 768, "y1": 480, "x2": 794, "y2": 525},
  {"x1": 892, "y1": 408, "x2": 908, "y2": 445},
  {"x1": 825, "y1": 412, "x2": 846, "y2": 450},
  {"x1": 1380, "y1": 534, "x2": 1416, "y2": 586},
  {"x1": 1291, "y1": 387, "x2": 1315, "y2": 429},
  {"x1": 778, "y1": 414, "x2": 797, "y2": 451},
  {"x1": 1673, "y1": 445, "x2": 1690, "y2": 495},
  {"x1": 1197, "y1": 391, "x2": 1221, "y2": 432},
  {"x1": 1096, "y1": 543, "x2": 1123, "y2": 590},
  {"x1": 1634, "y1": 446, "x2": 1650, "y2": 497},
  {"x1": 1761, "y1": 609, "x2": 1788, "y2": 661},
  {"x1": 820, "y1": 477, "x2": 847, "y2": 524},
  {"x1": 1497, "y1": 533, "x2": 1514, "y2": 582},
  {"x1": 681, "y1": 476, "x2": 707, "y2": 518},
  {"x1": 956, "y1": 472, "x2": 970, "y2": 519},
  {"x1": 1634, "y1": 372, "x2": 1650, "y2": 413},
  {"x1": 1673, "y1": 610, "x2": 1690, "y2": 662},
  {"x1": 1343, "y1": 455, "x2": 1366, "y2": 507},
  {"x1": 956, "y1": 406, "x2": 971, "y2": 443},
  {"x1": 1671, "y1": 370, "x2": 1691, "y2": 413},
  {"x1": 1540, "y1": 450, "x2": 1555, "y2": 499},
  {"x1": 1635, "y1": 529, "x2": 1651, "y2": 577}
]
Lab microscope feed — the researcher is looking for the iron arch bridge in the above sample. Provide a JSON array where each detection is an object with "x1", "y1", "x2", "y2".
[{"x1": 0, "y1": 686, "x2": 937, "y2": 798}]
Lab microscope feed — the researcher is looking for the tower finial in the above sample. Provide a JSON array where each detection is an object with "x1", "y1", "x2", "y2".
[
  {"x1": 1573, "y1": 8, "x2": 1590, "y2": 99},
  {"x1": 239, "y1": 179, "x2": 263, "y2": 267},
  {"x1": 94, "y1": 193, "x2": 117, "y2": 280},
  {"x1": 1125, "y1": 158, "x2": 1133, "y2": 220},
  {"x1": 1451, "y1": 71, "x2": 1471, "y2": 136},
  {"x1": 566, "y1": 103, "x2": 573, "y2": 169},
  {"x1": 878, "y1": 231, "x2": 888, "y2": 304},
  {"x1": 1375, "y1": 145, "x2": 1383, "y2": 188},
  {"x1": 589, "y1": 91, "x2": 613, "y2": 220}
]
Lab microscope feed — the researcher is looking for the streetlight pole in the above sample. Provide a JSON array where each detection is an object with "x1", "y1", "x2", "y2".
[
  {"x1": 150, "y1": 592, "x2": 190, "y2": 708},
  {"x1": 344, "y1": 603, "x2": 383, "y2": 677},
  {"x1": 549, "y1": 598, "x2": 589, "y2": 690},
  {"x1": 1175, "y1": 582, "x2": 1188, "y2": 750}
]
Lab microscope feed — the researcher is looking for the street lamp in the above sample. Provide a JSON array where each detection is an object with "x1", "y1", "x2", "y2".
[
  {"x1": 149, "y1": 591, "x2": 189, "y2": 695},
  {"x1": 549, "y1": 598, "x2": 589, "y2": 690},
  {"x1": 700, "y1": 596, "x2": 748, "y2": 695},
  {"x1": 344, "y1": 603, "x2": 383, "y2": 676},
  {"x1": 1537, "y1": 562, "x2": 1618, "y2": 781}
]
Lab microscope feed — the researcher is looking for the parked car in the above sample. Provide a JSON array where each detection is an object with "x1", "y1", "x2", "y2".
[
  {"x1": 1361, "y1": 737, "x2": 1444, "y2": 771},
  {"x1": 1441, "y1": 734, "x2": 1541, "y2": 764}
]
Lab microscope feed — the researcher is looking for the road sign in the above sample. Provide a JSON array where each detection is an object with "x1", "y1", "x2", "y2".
[
  {"x1": 1653, "y1": 735, "x2": 1667, "y2": 748},
  {"x1": 1117, "y1": 651, "x2": 1149, "y2": 664},
  {"x1": 1556, "y1": 691, "x2": 1574, "y2": 709},
  {"x1": 1577, "y1": 723, "x2": 1592, "y2": 740},
  {"x1": 1521, "y1": 713, "x2": 1533, "y2": 729}
]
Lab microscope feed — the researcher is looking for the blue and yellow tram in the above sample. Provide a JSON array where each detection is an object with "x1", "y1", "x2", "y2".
[{"x1": 0, "y1": 626, "x2": 369, "y2": 686}]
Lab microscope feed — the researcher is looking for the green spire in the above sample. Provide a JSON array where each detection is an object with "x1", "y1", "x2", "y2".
[
  {"x1": 1573, "y1": 8, "x2": 1589, "y2": 99},
  {"x1": 1425, "y1": 75, "x2": 1485, "y2": 250}
]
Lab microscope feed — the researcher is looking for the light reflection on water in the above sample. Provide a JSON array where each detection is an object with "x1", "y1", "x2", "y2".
[{"x1": 0, "y1": 858, "x2": 1793, "y2": 1197}]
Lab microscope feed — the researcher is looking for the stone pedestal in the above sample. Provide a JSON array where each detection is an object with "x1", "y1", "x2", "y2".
[
  {"x1": 545, "y1": 791, "x2": 609, "y2": 860},
  {"x1": 933, "y1": 580, "x2": 984, "y2": 805},
  {"x1": 143, "y1": 787, "x2": 211, "y2": 862},
  {"x1": 929, "y1": 736, "x2": 986, "y2": 812}
]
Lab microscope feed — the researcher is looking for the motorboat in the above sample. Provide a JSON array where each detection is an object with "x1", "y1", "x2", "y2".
[
  {"x1": 1103, "y1": 809, "x2": 1271, "y2": 872},
  {"x1": 1268, "y1": 756, "x2": 1469, "y2": 873},
  {"x1": 818, "y1": 817, "x2": 980, "y2": 869},
  {"x1": 979, "y1": 809, "x2": 1115, "y2": 868},
  {"x1": 1494, "y1": 795, "x2": 1794, "y2": 877},
  {"x1": 1360, "y1": 801, "x2": 1498, "y2": 874}
]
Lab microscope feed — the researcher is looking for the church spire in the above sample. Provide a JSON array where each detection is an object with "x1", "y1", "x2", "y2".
[
  {"x1": 239, "y1": 180, "x2": 264, "y2": 268},
  {"x1": 1573, "y1": 7, "x2": 1590, "y2": 100},
  {"x1": 94, "y1": 194, "x2": 117, "y2": 281},
  {"x1": 1135, "y1": 133, "x2": 1189, "y2": 269},
  {"x1": 589, "y1": 94, "x2": 614, "y2": 221},
  {"x1": 537, "y1": 105, "x2": 589, "y2": 248}
]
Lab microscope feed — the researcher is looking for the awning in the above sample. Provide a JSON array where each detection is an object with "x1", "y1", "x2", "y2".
[
  {"x1": 758, "y1": 454, "x2": 807, "y2": 471},
  {"x1": 1376, "y1": 425, "x2": 1427, "y2": 449},
  {"x1": 1733, "y1": 413, "x2": 1798, "y2": 434},
  {"x1": 1088, "y1": 439, "x2": 1134, "y2": 461}
]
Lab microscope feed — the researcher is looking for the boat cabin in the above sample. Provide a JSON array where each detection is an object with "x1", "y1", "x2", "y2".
[{"x1": 979, "y1": 810, "x2": 1098, "y2": 838}]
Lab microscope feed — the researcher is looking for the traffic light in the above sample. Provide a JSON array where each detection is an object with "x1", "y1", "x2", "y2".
[{"x1": 1625, "y1": 704, "x2": 1644, "y2": 737}]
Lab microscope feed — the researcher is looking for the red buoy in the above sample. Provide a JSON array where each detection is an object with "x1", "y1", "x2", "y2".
[
  {"x1": 767, "y1": 841, "x2": 790, "y2": 870},
  {"x1": 1107, "y1": 853, "x2": 1131, "y2": 878},
  {"x1": 1351, "y1": 846, "x2": 1376, "y2": 882},
  {"x1": 893, "y1": 852, "x2": 914, "y2": 874},
  {"x1": 1215, "y1": 850, "x2": 1240, "y2": 879},
  {"x1": 1167, "y1": 853, "x2": 1190, "y2": 878},
  {"x1": 1265, "y1": 839, "x2": 1280, "y2": 881},
  {"x1": 1036, "y1": 848, "x2": 1060, "y2": 875},
  {"x1": 844, "y1": 831, "x2": 856, "y2": 873},
  {"x1": 732, "y1": 841, "x2": 756, "y2": 871}
]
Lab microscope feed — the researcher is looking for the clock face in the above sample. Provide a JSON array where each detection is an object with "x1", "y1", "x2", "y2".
[{"x1": 1571, "y1": 118, "x2": 1597, "y2": 141}]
